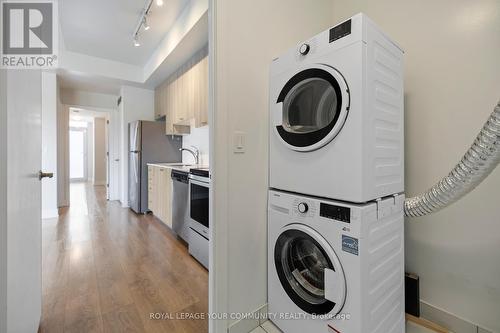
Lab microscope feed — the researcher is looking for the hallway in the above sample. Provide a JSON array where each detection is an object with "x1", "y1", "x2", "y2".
[{"x1": 40, "y1": 183, "x2": 208, "y2": 333}]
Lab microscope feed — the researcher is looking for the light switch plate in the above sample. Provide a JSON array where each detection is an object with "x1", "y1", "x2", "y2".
[{"x1": 233, "y1": 131, "x2": 246, "y2": 153}]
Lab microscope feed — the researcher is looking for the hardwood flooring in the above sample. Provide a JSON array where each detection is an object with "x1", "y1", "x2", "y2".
[{"x1": 40, "y1": 182, "x2": 208, "y2": 333}]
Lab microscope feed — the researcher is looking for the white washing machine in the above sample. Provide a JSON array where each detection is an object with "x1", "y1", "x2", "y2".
[
  {"x1": 268, "y1": 189, "x2": 405, "y2": 333},
  {"x1": 269, "y1": 13, "x2": 404, "y2": 203}
]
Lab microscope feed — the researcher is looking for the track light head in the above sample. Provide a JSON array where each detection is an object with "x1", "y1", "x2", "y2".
[
  {"x1": 156, "y1": 0, "x2": 164, "y2": 6},
  {"x1": 143, "y1": 17, "x2": 150, "y2": 31},
  {"x1": 133, "y1": 37, "x2": 140, "y2": 47}
]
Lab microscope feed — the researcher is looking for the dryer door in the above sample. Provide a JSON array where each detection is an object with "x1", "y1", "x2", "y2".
[
  {"x1": 274, "y1": 224, "x2": 346, "y2": 315},
  {"x1": 273, "y1": 64, "x2": 349, "y2": 152}
]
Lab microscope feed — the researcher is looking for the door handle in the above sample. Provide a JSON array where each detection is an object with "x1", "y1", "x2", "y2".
[
  {"x1": 39, "y1": 171, "x2": 54, "y2": 180},
  {"x1": 115, "y1": 159, "x2": 120, "y2": 162}
]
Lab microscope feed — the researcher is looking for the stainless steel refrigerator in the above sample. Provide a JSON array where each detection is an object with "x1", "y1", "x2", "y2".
[{"x1": 128, "y1": 120, "x2": 182, "y2": 213}]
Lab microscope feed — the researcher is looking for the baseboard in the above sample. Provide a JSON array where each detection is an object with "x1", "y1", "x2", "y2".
[
  {"x1": 420, "y1": 301, "x2": 493, "y2": 333},
  {"x1": 42, "y1": 208, "x2": 59, "y2": 219},
  {"x1": 406, "y1": 314, "x2": 449, "y2": 333},
  {"x1": 93, "y1": 180, "x2": 106, "y2": 186},
  {"x1": 228, "y1": 304, "x2": 268, "y2": 333}
]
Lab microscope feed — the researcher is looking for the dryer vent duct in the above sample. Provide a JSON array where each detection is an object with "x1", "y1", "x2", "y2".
[{"x1": 405, "y1": 100, "x2": 500, "y2": 217}]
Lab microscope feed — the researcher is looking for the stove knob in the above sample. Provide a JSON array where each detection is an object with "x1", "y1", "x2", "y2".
[
  {"x1": 299, "y1": 43, "x2": 310, "y2": 55},
  {"x1": 298, "y1": 202, "x2": 309, "y2": 214}
]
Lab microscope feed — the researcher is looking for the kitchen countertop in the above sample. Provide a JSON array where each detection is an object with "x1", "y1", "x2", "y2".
[{"x1": 147, "y1": 162, "x2": 208, "y2": 173}]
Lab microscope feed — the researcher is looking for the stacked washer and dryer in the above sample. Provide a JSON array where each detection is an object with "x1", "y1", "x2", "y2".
[{"x1": 268, "y1": 14, "x2": 405, "y2": 333}]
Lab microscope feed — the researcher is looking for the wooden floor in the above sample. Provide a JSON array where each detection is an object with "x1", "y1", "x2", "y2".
[{"x1": 40, "y1": 182, "x2": 208, "y2": 333}]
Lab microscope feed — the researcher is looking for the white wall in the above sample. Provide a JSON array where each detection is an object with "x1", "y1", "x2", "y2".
[
  {"x1": 41, "y1": 72, "x2": 59, "y2": 219},
  {"x1": 119, "y1": 85, "x2": 155, "y2": 206},
  {"x1": 330, "y1": 1, "x2": 500, "y2": 331},
  {"x1": 211, "y1": 0, "x2": 334, "y2": 329},
  {"x1": 0, "y1": 69, "x2": 7, "y2": 333},
  {"x1": 182, "y1": 122, "x2": 209, "y2": 165},
  {"x1": 60, "y1": 89, "x2": 118, "y2": 109},
  {"x1": 109, "y1": 107, "x2": 121, "y2": 201},
  {"x1": 93, "y1": 117, "x2": 107, "y2": 185}
]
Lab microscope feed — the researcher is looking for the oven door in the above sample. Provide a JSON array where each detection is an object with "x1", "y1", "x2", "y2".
[{"x1": 189, "y1": 178, "x2": 210, "y2": 238}]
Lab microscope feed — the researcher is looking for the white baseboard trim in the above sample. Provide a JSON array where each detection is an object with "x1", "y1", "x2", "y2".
[
  {"x1": 42, "y1": 208, "x2": 59, "y2": 219},
  {"x1": 93, "y1": 180, "x2": 106, "y2": 186},
  {"x1": 420, "y1": 301, "x2": 493, "y2": 333},
  {"x1": 228, "y1": 304, "x2": 268, "y2": 333}
]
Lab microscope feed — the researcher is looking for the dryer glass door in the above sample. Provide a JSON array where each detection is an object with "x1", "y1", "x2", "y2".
[
  {"x1": 282, "y1": 77, "x2": 337, "y2": 134},
  {"x1": 274, "y1": 227, "x2": 345, "y2": 315},
  {"x1": 274, "y1": 66, "x2": 349, "y2": 152}
]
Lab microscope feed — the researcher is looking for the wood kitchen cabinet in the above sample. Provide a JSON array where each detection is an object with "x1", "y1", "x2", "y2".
[
  {"x1": 154, "y1": 46, "x2": 209, "y2": 135},
  {"x1": 148, "y1": 165, "x2": 173, "y2": 228},
  {"x1": 194, "y1": 55, "x2": 208, "y2": 128}
]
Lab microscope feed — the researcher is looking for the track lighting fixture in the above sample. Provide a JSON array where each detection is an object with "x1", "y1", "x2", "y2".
[
  {"x1": 133, "y1": 37, "x2": 140, "y2": 47},
  {"x1": 132, "y1": 0, "x2": 157, "y2": 47},
  {"x1": 143, "y1": 17, "x2": 150, "y2": 31}
]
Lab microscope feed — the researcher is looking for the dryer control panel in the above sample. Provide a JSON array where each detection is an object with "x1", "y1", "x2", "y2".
[{"x1": 329, "y1": 19, "x2": 351, "y2": 43}]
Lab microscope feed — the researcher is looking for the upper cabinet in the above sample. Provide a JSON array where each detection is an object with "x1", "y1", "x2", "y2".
[{"x1": 155, "y1": 46, "x2": 209, "y2": 135}]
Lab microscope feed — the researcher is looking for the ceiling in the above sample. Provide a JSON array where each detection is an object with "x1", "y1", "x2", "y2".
[{"x1": 60, "y1": 0, "x2": 191, "y2": 66}]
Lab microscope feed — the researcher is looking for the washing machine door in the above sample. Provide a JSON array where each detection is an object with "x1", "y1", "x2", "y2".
[
  {"x1": 274, "y1": 224, "x2": 346, "y2": 315},
  {"x1": 273, "y1": 64, "x2": 349, "y2": 152}
]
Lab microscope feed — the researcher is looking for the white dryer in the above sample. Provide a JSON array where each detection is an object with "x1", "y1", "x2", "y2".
[
  {"x1": 268, "y1": 189, "x2": 405, "y2": 333},
  {"x1": 269, "y1": 13, "x2": 404, "y2": 203}
]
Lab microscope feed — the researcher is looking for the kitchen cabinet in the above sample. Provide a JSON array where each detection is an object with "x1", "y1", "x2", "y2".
[
  {"x1": 154, "y1": 46, "x2": 209, "y2": 134},
  {"x1": 148, "y1": 165, "x2": 156, "y2": 210},
  {"x1": 194, "y1": 55, "x2": 208, "y2": 128},
  {"x1": 148, "y1": 165, "x2": 173, "y2": 228}
]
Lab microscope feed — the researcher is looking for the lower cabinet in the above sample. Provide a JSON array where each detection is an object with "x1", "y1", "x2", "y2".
[{"x1": 148, "y1": 165, "x2": 173, "y2": 228}]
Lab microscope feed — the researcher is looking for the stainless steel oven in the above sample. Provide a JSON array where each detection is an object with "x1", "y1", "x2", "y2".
[{"x1": 188, "y1": 168, "x2": 210, "y2": 269}]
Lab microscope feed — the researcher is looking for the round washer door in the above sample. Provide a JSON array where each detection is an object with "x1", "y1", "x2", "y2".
[
  {"x1": 272, "y1": 65, "x2": 350, "y2": 152},
  {"x1": 274, "y1": 224, "x2": 346, "y2": 315}
]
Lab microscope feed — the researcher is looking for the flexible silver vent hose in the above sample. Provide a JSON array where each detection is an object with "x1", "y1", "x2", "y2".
[{"x1": 404, "y1": 100, "x2": 500, "y2": 217}]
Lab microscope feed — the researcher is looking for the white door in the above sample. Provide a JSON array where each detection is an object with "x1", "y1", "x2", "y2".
[{"x1": 2, "y1": 70, "x2": 43, "y2": 332}]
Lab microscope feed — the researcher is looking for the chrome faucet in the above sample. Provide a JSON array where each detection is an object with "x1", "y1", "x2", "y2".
[{"x1": 179, "y1": 146, "x2": 200, "y2": 165}]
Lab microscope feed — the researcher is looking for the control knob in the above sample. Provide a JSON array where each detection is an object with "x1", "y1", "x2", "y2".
[
  {"x1": 298, "y1": 202, "x2": 309, "y2": 213},
  {"x1": 299, "y1": 43, "x2": 310, "y2": 55}
]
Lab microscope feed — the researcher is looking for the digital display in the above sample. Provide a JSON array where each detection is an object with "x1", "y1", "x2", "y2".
[
  {"x1": 320, "y1": 203, "x2": 350, "y2": 223},
  {"x1": 329, "y1": 19, "x2": 351, "y2": 43}
]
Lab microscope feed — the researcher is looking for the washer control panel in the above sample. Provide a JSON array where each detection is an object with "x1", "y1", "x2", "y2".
[
  {"x1": 320, "y1": 203, "x2": 351, "y2": 223},
  {"x1": 292, "y1": 198, "x2": 315, "y2": 217}
]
